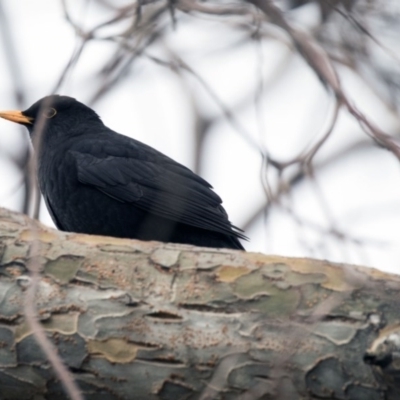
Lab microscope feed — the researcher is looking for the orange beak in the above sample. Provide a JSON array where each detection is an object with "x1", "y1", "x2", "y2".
[{"x1": 0, "y1": 110, "x2": 33, "y2": 124}]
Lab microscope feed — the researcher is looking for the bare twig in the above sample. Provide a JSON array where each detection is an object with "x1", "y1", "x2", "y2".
[{"x1": 24, "y1": 225, "x2": 84, "y2": 400}]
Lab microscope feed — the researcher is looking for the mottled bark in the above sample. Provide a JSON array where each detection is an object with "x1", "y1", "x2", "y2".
[{"x1": 0, "y1": 207, "x2": 399, "y2": 400}]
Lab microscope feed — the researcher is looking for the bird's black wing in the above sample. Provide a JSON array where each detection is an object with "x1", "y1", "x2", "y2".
[{"x1": 71, "y1": 151, "x2": 246, "y2": 239}]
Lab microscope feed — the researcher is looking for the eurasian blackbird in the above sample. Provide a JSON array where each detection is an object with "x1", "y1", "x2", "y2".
[{"x1": 0, "y1": 95, "x2": 246, "y2": 249}]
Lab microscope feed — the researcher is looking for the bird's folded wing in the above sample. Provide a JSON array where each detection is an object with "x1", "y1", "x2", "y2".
[{"x1": 71, "y1": 151, "x2": 245, "y2": 238}]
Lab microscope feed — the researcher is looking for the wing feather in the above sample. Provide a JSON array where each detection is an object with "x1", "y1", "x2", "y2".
[{"x1": 71, "y1": 151, "x2": 245, "y2": 239}]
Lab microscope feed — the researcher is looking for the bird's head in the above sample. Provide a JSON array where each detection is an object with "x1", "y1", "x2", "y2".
[{"x1": 0, "y1": 95, "x2": 102, "y2": 147}]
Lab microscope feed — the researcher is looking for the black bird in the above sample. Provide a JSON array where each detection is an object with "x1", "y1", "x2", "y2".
[{"x1": 0, "y1": 95, "x2": 245, "y2": 250}]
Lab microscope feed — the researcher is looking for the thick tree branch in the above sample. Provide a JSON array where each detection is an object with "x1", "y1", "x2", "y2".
[{"x1": 0, "y1": 207, "x2": 399, "y2": 399}]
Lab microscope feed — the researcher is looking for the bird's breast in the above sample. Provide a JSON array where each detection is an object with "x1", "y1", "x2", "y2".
[{"x1": 36, "y1": 148, "x2": 147, "y2": 236}]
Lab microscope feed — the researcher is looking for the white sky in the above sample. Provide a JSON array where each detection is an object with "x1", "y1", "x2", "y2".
[{"x1": 1, "y1": 0, "x2": 400, "y2": 274}]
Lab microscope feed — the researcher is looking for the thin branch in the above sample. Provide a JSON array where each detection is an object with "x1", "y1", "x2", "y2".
[{"x1": 24, "y1": 222, "x2": 84, "y2": 400}]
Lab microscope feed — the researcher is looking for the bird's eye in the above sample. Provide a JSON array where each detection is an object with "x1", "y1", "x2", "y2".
[{"x1": 43, "y1": 108, "x2": 57, "y2": 119}]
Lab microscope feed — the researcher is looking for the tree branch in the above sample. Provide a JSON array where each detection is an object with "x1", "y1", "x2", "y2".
[{"x1": 0, "y1": 207, "x2": 399, "y2": 399}]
